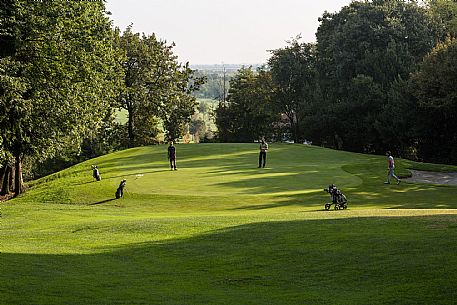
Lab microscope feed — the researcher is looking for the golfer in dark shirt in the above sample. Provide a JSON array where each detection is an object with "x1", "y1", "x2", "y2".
[
  {"x1": 258, "y1": 138, "x2": 268, "y2": 168},
  {"x1": 168, "y1": 142, "x2": 177, "y2": 170}
]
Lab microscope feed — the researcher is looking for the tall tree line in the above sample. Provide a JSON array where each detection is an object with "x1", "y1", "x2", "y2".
[
  {"x1": 216, "y1": 0, "x2": 457, "y2": 164},
  {"x1": 0, "y1": 1, "x2": 202, "y2": 196}
]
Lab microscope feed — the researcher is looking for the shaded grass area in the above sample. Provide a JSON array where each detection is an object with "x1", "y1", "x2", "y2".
[{"x1": 2, "y1": 215, "x2": 457, "y2": 305}]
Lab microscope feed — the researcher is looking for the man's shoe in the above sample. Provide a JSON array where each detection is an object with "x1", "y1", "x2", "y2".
[
  {"x1": 397, "y1": 180, "x2": 401, "y2": 185},
  {"x1": 384, "y1": 182, "x2": 390, "y2": 184}
]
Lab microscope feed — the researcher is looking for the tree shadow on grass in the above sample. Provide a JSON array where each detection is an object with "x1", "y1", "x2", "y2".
[
  {"x1": 2, "y1": 216, "x2": 457, "y2": 305},
  {"x1": 226, "y1": 181, "x2": 457, "y2": 211},
  {"x1": 205, "y1": 163, "x2": 358, "y2": 198},
  {"x1": 342, "y1": 183, "x2": 457, "y2": 209},
  {"x1": 227, "y1": 190, "x2": 324, "y2": 211}
]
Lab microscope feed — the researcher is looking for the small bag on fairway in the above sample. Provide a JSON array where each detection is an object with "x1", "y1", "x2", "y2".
[
  {"x1": 92, "y1": 165, "x2": 101, "y2": 181},
  {"x1": 115, "y1": 179, "x2": 127, "y2": 199}
]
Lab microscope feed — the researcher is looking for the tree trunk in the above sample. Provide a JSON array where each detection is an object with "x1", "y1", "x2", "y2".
[
  {"x1": 127, "y1": 101, "x2": 135, "y2": 148},
  {"x1": 9, "y1": 165, "x2": 15, "y2": 193},
  {"x1": 294, "y1": 122, "x2": 299, "y2": 144},
  {"x1": 0, "y1": 165, "x2": 11, "y2": 196},
  {"x1": 290, "y1": 120, "x2": 298, "y2": 144},
  {"x1": 0, "y1": 165, "x2": 5, "y2": 193},
  {"x1": 128, "y1": 113, "x2": 134, "y2": 147},
  {"x1": 286, "y1": 111, "x2": 299, "y2": 143},
  {"x1": 13, "y1": 154, "x2": 25, "y2": 197}
]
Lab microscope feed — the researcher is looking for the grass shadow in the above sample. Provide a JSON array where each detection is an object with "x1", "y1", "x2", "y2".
[
  {"x1": 88, "y1": 198, "x2": 116, "y2": 206},
  {"x1": 2, "y1": 216, "x2": 457, "y2": 304}
]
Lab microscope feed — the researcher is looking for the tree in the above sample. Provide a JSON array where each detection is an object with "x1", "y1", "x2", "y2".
[
  {"x1": 215, "y1": 67, "x2": 278, "y2": 142},
  {"x1": 427, "y1": 0, "x2": 457, "y2": 37},
  {"x1": 193, "y1": 71, "x2": 230, "y2": 101},
  {"x1": 0, "y1": 0, "x2": 122, "y2": 195},
  {"x1": 409, "y1": 38, "x2": 457, "y2": 163},
  {"x1": 117, "y1": 27, "x2": 161, "y2": 146},
  {"x1": 117, "y1": 27, "x2": 203, "y2": 145},
  {"x1": 198, "y1": 101, "x2": 207, "y2": 115},
  {"x1": 373, "y1": 77, "x2": 420, "y2": 158},
  {"x1": 160, "y1": 63, "x2": 204, "y2": 141},
  {"x1": 315, "y1": 0, "x2": 442, "y2": 152},
  {"x1": 268, "y1": 38, "x2": 317, "y2": 143},
  {"x1": 189, "y1": 118, "x2": 206, "y2": 142}
]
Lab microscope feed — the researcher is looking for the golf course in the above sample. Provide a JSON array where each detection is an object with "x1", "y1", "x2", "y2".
[{"x1": 1, "y1": 143, "x2": 457, "y2": 304}]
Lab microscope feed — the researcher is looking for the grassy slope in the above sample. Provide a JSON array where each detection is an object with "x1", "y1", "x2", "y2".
[{"x1": 1, "y1": 144, "x2": 457, "y2": 304}]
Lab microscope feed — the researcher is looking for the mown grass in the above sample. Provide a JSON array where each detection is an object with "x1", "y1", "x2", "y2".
[{"x1": 1, "y1": 143, "x2": 457, "y2": 304}]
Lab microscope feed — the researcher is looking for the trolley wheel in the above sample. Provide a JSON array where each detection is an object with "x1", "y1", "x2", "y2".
[
  {"x1": 343, "y1": 205, "x2": 347, "y2": 210},
  {"x1": 325, "y1": 203, "x2": 331, "y2": 211},
  {"x1": 334, "y1": 205, "x2": 339, "y2": 210}
]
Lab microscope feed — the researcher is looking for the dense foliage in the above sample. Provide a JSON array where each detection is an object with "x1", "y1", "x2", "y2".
[
  {"x1": 268, "y1": 38, "x2": 317, "y2": 143},
  {"x1": 0, "y1": 0, "x2": 122, "y2": 195},
  {"x1": 0, "y1": 1, "x2": 203, "y2": 196},
  {"x1": 410, "y1": 38, "x2": 457, "y2": 163},
  {"x1": 315, "y1": 0, "x2": 442, "y2": 153},
  {"x1": 215, "y1": 67, "x2": 278, "y2": 142},
  {"x1": 116, "y1": 26, "x2": 203, "y2": 146},
  {"x1": 215, "y1": 0, "x2": 457, "y2": 164}
]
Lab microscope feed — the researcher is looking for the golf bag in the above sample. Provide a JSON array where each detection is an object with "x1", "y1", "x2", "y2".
[
  {"x1": 324, "y1": 184, "x2": 348, "y2": 210},
  {"x1": 115, "y1": 179, "x2": 127, "y2": 199},
  {"x1": 92, "y1": 165, "x2": 101, "y2": 181}
]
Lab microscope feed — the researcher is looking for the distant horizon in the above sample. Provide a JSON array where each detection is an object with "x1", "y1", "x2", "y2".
[
  {"x1": 190, "y1": 63, "x2": 263, "y2": 67},
  {"x1": 106, "y1": 0, "x2": 352, "y2": 65}
]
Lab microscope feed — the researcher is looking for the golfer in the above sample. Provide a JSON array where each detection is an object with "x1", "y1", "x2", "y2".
[
  {"x1": 385, "y1": 151, "x2": 400, "y2": 185},
  {"x1": 258, "y1": 137, "x2": 268, "y2": 168},
  {"x1": 168, "y1": 141, "x2": 177, "y2": 170}
]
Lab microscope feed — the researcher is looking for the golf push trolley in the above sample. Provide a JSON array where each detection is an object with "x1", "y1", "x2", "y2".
[{"x1": 324, "y1": 184, "x2": 348, "y2": 210}]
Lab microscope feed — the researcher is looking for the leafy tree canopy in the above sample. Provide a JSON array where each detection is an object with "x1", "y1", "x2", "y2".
[
  {"x1": 0, "y1": 0, "x2": 122, "y2": 194},
  {"x1": 116, "y1": 26, "x2": 204, "y2": 145},
  {"x1": 215, "y1": 67, "x2": 278, "y2": 142},
  {"x1": 315, "y1": 0, "x2": 442, "y2": 152},
  {"x1": 268, "y1": 38, "x2": 317, "y2": 143}
]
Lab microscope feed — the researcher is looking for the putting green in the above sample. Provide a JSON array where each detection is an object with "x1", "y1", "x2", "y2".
[{"x1": 19, "y1": 143, "x2": 364, "y2": 203}]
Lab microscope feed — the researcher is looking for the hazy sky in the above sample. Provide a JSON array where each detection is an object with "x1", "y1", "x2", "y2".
[{"x1": 105, "y1": 0, "x2": 352, "y2": 65}]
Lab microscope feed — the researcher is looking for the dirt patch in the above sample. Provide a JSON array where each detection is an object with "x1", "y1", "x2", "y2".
[{"x1": 405, "y1": 170, "x2": 457, "y2": 185}]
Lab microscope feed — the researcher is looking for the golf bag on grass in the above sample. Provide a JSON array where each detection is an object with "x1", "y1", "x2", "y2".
[
  {"x1": 115, "y1": 179, "x2": 126, "y2": 199},
  {"x1": 92, "y1": 165, "x2": 101, "y2": 181}
]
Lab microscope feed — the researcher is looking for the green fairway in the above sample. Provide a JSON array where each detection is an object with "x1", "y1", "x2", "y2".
[{"x1": 2, "y1": 144, "x2": 457, "y2": 304}]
